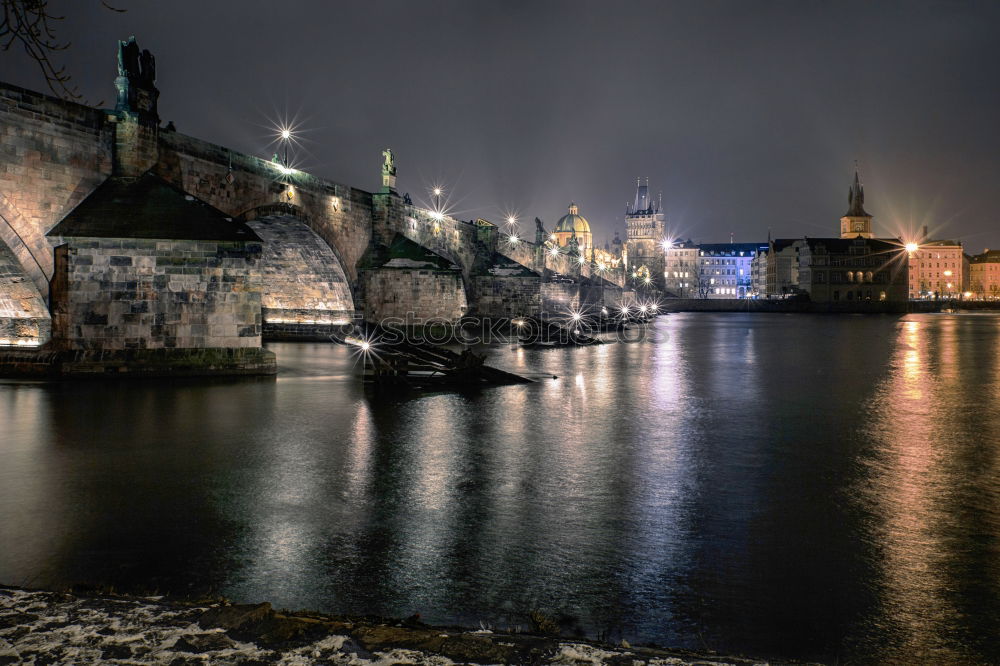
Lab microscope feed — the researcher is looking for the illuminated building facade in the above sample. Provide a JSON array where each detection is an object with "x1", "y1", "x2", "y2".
[
  {"x1": 750, "y1": 246, "x2": 768, "y2": 297},
  {"x1": 696, "y1": 243, "x2": 768, "y2": 298},
  {"x1": 907, "y1": 238, "x2": 965, "y2": 299},
  {"x1": 624, "y1": 179, "x2": 666, "y2": 289},
  {"x1": 765, "y1": 239, "x2": 800, "y2": 297},
  {"x1": 792, "y1": 172, "x2": 908, "y2": 303},
  {"x1": 797, "y1": 237, "x2": 909, "y2": 303},
  {"x1": 969, "y1": 249, "x2": 1000, "y2": 299},
  {"x1": 664, "y1": 239, "x2": 698, "y2": 297}
]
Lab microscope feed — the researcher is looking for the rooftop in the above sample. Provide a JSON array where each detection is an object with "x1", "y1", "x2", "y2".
[
  {"x1": 698, "y1": 242, "x2": 769, "y2": 255},
  {"x1": 368, "y1": 234, "x2": 461, "y2": 271},
  {"x1": 47, "y1": 173, "x2": 260, "y2": 242}
]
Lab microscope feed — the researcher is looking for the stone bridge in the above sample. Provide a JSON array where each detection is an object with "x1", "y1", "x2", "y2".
[{"x1": 0, "y1": 59, "x2": 629, "y2": 347}]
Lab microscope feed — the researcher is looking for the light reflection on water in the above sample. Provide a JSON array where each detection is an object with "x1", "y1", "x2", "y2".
[
  {"x1": 0, "y1": 313, "x2": 998, "y2": 663},
  {"x1": 860, "y1": 315, "x2": 1000, "y2": 662}
]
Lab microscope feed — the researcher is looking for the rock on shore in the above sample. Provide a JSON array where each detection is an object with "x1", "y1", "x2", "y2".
[{"x1": 0, "y1": 586, "x2": 797, "y2": 665}]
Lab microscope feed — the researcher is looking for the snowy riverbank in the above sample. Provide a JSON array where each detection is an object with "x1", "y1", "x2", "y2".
[{"x1": 0, "y1": 586, "x2": 810, "y2": 665}]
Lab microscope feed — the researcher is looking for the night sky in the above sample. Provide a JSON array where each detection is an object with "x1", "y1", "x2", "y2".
[{"x1": 3, "y1": 1, "x2": 999, "y2": 250}]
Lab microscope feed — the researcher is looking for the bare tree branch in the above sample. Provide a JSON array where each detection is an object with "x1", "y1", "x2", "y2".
[{"x1": 1, "y1": 0, "x2": 126, "y2": 102}]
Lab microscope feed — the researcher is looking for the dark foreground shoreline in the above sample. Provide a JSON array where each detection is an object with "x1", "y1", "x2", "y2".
[{"x1": 0, "y1": 585, "x2": 816, "y2": 665}]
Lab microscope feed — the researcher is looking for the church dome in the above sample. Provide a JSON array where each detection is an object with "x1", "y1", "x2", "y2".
[{"x1": 554, "y1": 203, "x2": 591, "y2": 235}]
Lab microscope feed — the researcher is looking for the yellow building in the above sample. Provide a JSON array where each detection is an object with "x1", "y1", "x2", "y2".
[
  {"x1": 970, "y1": 250, "x2": 1000, "y2": 299},
  {"x1": 907, "y1": 239, "x2": 964, "y2": 299}
]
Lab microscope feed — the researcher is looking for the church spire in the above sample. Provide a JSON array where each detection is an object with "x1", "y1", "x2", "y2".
[
  {"x1": 845, "y1": 167, "x2": 870, "y2": 217},
  {"x1": 840, "y1": 164, "x2": 874, "y2": 239}
]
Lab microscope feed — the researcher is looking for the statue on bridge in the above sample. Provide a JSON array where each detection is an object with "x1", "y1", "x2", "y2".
[
  {"x1": 567, "y1": 231, "x2": 580, "y2": 255},
  {"x1": 115, "y1": 36, "x2": 159, "y2": 118},
  {"x1": 382, "y1": 148, "x2": 396, "y2": 176},
  {"x1": 117, "y1": 38, "x2": 140, "y2": 79}
]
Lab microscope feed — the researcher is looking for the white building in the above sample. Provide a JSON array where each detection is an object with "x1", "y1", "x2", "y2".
[
  {"x1": 696, "y1": 243, "x2": 768, "y2": 298},
  {"x1": 663, "y1": 239, "x2": 698, "y2": 297}
]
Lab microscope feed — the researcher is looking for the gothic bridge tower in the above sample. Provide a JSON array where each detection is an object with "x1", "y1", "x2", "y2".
[{"x1": 624, "y1": 178, "x2": 666, "y2": 287}]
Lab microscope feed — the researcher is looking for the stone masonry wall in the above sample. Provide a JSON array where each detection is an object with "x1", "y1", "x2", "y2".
[
  {"x1": 0, "y1": 240, "x2": 50, "y2": 345},
  {"x1": 0, "y1": 83, "x2": 113, "y2": 297},
  {"x1": 472, "y1": 274, "x2": 541, "y2": 318},
  {"x1": 0, "y1": 81, "x2": 370, "y2": 300},
  {"x1": 541, "y1": 282, "x2": 581, "y2": 315},
  {"x1": 244, "y1": 213, "x2": 354, "y2": 322},
  {"x1": 156, "y1": 131, "x2": 372, "y2": 287},
  {"x1": 363, "y1": 269, "x2": 468, "y2": 324},
  {"x1": 0, "y1": 78, "x2": 631, "y2": 323},
  {"x1": 49, "y1": 238, "x2": 263, "y2": 351}
]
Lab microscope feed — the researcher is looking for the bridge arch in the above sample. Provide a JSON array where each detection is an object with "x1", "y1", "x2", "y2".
[
  {"x1": 0, "y1": 194, "x2": 53, "y2": 298},
  {"x1": 241, "y1": 203, "x2": 355, "y2": 325}
]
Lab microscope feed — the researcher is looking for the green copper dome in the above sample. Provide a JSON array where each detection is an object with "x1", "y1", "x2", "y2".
[{"x1": 554, "y1": 202, "x2": 591, "y2": 235}]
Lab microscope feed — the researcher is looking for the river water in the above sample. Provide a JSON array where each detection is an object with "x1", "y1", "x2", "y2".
[{"x1": 1, "y1": 313, "x2": 998, "y2": 663}]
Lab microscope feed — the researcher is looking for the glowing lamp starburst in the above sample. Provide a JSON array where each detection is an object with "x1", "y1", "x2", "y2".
[{"x1": 905, "y1": 242, "x2": 919, "y2": 253}]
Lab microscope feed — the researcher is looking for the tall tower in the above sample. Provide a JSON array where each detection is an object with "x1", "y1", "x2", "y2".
[
  {"x1": 839, "y1": 169, "x2": 874, "y2": 239},
  {"x1": 624, "y1": 178, "x2": 666, "y2": 286}
]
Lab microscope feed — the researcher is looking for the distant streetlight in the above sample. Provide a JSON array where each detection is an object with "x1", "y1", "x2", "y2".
[
  {"x1": 905, "y1": 242, "x2": 919, "y2": 253},
  {"x1": 278, "y1": 127, "x2": 292, "y2": 168}
]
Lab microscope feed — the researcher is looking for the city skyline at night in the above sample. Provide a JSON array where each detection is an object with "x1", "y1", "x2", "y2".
[{"x1": 4, "y1": 1, "x2": 999, "y2": 250}]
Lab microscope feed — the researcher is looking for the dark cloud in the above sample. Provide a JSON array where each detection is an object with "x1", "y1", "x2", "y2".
[{"x1": 3, "y1": 0, "x2": 999, "y2": 249}]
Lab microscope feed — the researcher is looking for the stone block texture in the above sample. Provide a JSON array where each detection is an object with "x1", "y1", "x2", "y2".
[
  {"x1": 0, "y1": 239, "x2": 50, "y2": 344},
  {"x1": 363, "y1": 269, "x2": 468, "y2": 324},
  {"x1": 541, "y1": 282, "x2": 581, "y2": 315},
  {"x1": 156, "y1": 131, "x2": 372, "y2": 287},
  {"x1": 245, "y1": 213, "x2": 354, "y2": 322},
  {"x1": 0, "y1": 83, "x2": 113, "y2": 297},
  {"x1": 472, "y1": 275, "x2": 541, "y2": 318},
  {"x1": 49, "y1": 239, "x2": 263, "y2": 350}
]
